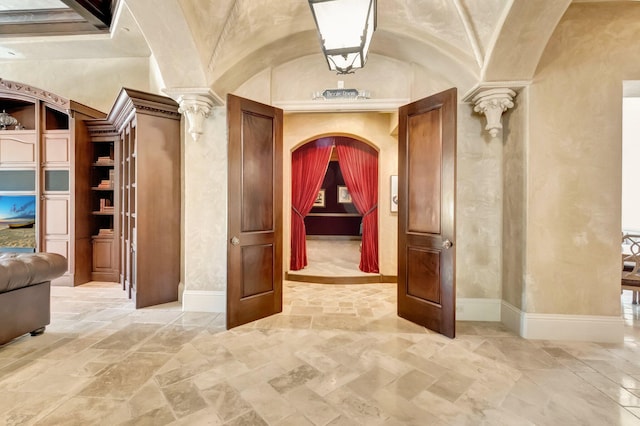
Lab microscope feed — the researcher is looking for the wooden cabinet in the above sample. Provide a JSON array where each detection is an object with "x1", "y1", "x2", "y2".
[
  {"x1": 0, "y1": 80, "x2": 106, "y2": 286},
  {"x1": 88, "y1": 88, "x2": 181, "y2": 308}
]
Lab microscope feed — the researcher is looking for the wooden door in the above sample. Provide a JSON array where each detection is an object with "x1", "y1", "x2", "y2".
[
  {"x1": 397, "y1": 88, "x2": 457, "y2": 338},
  {"x1": 227, "y1": 94, "x2": 283, "y2": 329}
]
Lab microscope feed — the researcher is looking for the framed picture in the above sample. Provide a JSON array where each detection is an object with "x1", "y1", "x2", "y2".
[
  {"x1": 337, "y1": 185, "x2": 352, "y2": 203},
  {"x1": 313, "y1": 189, "x2": 325, "y2": 207},
  {"x1": 390, "y1": 175, "x2": 398, "y2": 212}
]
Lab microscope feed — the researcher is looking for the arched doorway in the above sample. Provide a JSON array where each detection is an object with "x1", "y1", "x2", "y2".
[{"x1": 286, "y1": 135, "x2": 381, "y2": 283}]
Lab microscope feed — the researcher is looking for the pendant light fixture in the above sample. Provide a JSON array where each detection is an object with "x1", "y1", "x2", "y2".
[{"x1": 308, "y1": 0, "x2": 376, "y2": 74}]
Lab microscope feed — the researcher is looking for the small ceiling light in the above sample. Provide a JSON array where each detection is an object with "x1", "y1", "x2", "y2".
[{"x1": 308, "y1": 0, "x2": 376, "y2": 75}]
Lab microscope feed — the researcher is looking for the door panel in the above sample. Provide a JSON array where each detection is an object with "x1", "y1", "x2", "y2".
[
  {"x1": 408, "y1": 109, "x2": 442, "y2": 234},
  {"x1": 227, "y1": 94, "x2": 283, "y2": 329},
  {"x1": 407, "y1": 247, "x2": 440, "y2": 303},
  {"x1": 398, "y1": 88, "x2": 457, "y2": 338},
  {"x1": 241, "y1": 113, "x2": 274, "y2": 233},
  {"x1": 241, "y1": 244, "x2": 275, "y2": 298}
]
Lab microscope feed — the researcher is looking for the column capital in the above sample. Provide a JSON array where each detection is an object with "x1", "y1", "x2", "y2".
[
  {"x1": 464, "y1": 83, "x2": 525, "y2": 138},
  {"x1": 472, "y1": 88, "x2": 516, "y2": 137},
  {"x1": 163, "y1": 88, "x2": 223, "y2": 141}
]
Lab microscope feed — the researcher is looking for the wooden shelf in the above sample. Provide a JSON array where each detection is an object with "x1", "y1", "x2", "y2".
[
  {"x1": 92, "y1": 162, "x2": 115, "y2": 167},
  {"x1": 0, "y1": 129, "x2": 36, "y2": 134},
  {"x1": 92, "y1": 234, "x2": 114, "y2": 239},
  {"x1": 92, "y1": 211, "x2": 114, "y2": 215},
  {"x1": 91, "y1": 187, "x2": 114, "y2": 191}
]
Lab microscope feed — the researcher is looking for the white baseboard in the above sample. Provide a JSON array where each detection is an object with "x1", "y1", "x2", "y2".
[
  {"x1": 522, "y1": 312, "x2": 624, "y2": 343},
  {"x1": 499, "y1": 300, "x2": 623, "y2": 343},
  {"x1": 182, "y1": 290, "x2": 226, "y2": 313},
  {"x1": 501, "y1": 300, "x2": 523, "y2": 335},
  {"x1": 457, "y1": 298, "x2": 501, "y2": 321}
]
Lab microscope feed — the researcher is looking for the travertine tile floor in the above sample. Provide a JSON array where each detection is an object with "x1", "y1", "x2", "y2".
[
  {"x1": 2, "y1": 284, "x2": 640, "y2": 425},
  {"x1": 288, "y1": 239, "x2": 375, "y2": 277}
]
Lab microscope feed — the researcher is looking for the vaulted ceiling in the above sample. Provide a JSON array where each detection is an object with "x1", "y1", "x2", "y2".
[{"x1": 0, "y1": 0, "x2": 616, "y2": 98}]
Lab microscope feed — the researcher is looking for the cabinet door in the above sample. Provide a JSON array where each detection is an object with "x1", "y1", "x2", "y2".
[
  {"x1": 42, "y1": 132, "x2": 70, "y2": 166},
  {"x1": 41, "y1": 195, "x2": 71, "y2": 273},
  {"x1": 0, "y1": 132, "x2": 36, "y2": 166},
  {"x1": 42, "y1": 196, "x2": 69, "y2": 236},
  {"x1": 93, "y1": 237, "x2": 114, "y2": 270}
]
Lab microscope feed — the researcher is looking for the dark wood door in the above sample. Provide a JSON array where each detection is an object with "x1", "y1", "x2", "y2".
[
  {"x1": 227, "y1": 94, "x2": 283, "y2": 329},
  {"x1": 397, "y1": 88, "x2": 457, "y2": 338}
]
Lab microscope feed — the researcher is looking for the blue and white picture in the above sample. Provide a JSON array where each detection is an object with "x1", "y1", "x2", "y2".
[{"x1": 0, "y1": 195, "x2": 36, "y2": 251}]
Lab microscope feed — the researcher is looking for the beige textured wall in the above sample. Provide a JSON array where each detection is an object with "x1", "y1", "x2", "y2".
[
  {"x1": 183, "y1": 108, "x2": 228, "y2": 292},
  {"x1": 272, "y1": 55, "x2": 411, "y2": 102},
  {"x1": 0, "y1": 57, "x2": 150, "y2": 113},
  {"x1": 456, "y1": 103, "x2": 503, "y2": 299},
  {"x1": 527, "y1": 3, "x2": 640, "y2": 315},
  {"x1": 502, "y1": 88, "x2": 527, "y2": 309}
]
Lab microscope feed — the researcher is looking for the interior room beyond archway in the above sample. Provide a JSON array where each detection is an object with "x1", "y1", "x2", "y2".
[{"x1": 287, "y1": 136, "x2": 382, "y2": 284}]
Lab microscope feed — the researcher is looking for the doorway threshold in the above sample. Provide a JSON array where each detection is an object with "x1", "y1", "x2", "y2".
[{"x1": 285, "y1": 272, "x2": 396, "y2": 284}]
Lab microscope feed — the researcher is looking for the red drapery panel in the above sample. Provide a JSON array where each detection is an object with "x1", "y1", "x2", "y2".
[
  {"x1": 290, "y1": 138, "x2": 333, "y2": 270},
  {"x1": 335, "y1": 138, "x2": 379, "y2": 273}
]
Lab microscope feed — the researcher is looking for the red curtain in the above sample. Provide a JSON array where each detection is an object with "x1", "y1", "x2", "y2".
[
  {"x1": 335, "y1": 138, "x2": 379, "y2": 273},
  {"x1": 290, "y1": 138, "x2": 333, "y2": 270}
]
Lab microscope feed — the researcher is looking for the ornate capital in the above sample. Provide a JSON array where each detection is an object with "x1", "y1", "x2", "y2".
[
  {"x1": 471, "y1": 88, "x2": 517, "y2": 137},
  {"x1": 163, "y1": 88, "x2": 223, "y2": 141}
]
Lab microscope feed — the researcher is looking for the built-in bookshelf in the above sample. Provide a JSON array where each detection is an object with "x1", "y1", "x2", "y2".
[
  {"x1": 86, "y1": 88, "x2": 180, "y2": 308},
  {"x1": 0, "y1": 80, "x2": 106, "y2": 285},
  {"x1": 88, "y1": 136, "x2": 119, "y2": 282}
]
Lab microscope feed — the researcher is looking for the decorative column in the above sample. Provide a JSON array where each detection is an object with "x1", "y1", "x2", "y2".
[
  {"x1": 163, "y1": 87, "x2": 227, "y2": 312},
  {"x1": 471, "y1": 88, "x2": 517, "y2": 137},
  {"x1": 163, "y1": 88, "x2": 222, "y2": 141}
]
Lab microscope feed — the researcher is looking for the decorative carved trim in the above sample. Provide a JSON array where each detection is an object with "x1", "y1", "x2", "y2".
[
  {"x1": 163, "y1": 88, "x2": 223, "y2": 141},
  {"x1": 0, "y1": 78, "x2": 70, "y2": 109},
  {"x1": 471, "y1": 88, "x2": 516, "y2": 137},
  {"x1": 208, "y1": 0, "x2": 241, "y2": 73}
]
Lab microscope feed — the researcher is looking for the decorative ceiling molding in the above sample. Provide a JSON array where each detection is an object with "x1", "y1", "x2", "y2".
[
  {"x1": 452, "y1": 0, "x2": 484, "y2": 69},
  {"x1": 207, "y1": 0, "x2": 240, "y2": 73}
]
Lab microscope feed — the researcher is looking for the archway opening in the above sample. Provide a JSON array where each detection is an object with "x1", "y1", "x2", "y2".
[{"x1": 287, "y1": 135, "x2": 381, "y2": 283}]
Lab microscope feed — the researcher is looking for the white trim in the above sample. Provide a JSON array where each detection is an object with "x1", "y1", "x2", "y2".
[
  {"x1": 521, "y1": 312, "x2": 624, "y2": 343},
  {"x1": 456, "y1": 298, "x2": 501, "y2": 321},
  {"x1": 500, "y1": 300, "x2": 523, "y2": 335},
  {"x1": 462, "y1": 81, "x2": 530, "y2": 103},
  {"x1": 177, "y1": 281, "x2": 184, "y2": 303},
  {"x1": 182, "y1": 290, "x2": 226, "y2": 313},
  {"x1": 499, "y1": 300, "x2": 623, "y2": 343},
  {"x1": 273, "y1": 98, "x2": 410, "y2": 113}
]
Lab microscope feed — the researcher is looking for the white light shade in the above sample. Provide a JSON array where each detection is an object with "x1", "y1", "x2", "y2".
[{"x1": 308, "y1": 0, "x2": 376, "y2": 74}]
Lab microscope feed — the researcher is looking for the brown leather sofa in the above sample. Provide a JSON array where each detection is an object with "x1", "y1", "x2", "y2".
[{"x1": 0, "y1": 253, "x2": 67, "y2": 346}]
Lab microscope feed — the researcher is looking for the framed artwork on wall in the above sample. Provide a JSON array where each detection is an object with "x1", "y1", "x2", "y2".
[
  {"x1": 390, "y1": 175, "x2": 398, "y2": 212},
  {"x1": 337, "y1": 185, "x2": 352, "y2": 203},
  {"x1": 313, "y1": 189, "x2": 325, "y2": 207}
]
